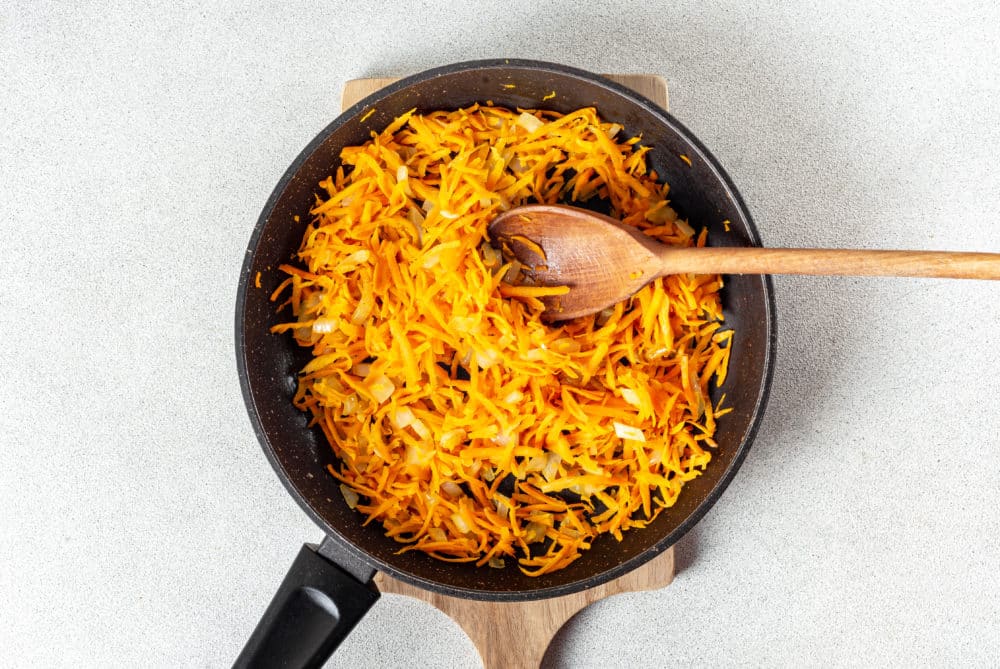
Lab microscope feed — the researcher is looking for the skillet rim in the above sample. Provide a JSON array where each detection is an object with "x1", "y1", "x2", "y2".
[{"x1": 235, "y1": 58, "x2": 777, "y2": 601}]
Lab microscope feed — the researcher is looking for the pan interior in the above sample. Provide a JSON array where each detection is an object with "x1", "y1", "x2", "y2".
[{"x1": 237, "y1": 60, "x2": 774, "y2": 600}]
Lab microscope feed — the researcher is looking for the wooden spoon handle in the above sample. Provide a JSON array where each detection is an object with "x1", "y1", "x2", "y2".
[{"x1": 655, "y1": 247, "x2": 1000, "y2": 279}]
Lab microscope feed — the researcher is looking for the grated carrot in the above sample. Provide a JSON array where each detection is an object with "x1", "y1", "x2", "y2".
[{"x1": 272, "y1": 104, "x2": 733, "y2": 575}]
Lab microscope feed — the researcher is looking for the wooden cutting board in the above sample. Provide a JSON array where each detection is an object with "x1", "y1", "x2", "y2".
[{"x1": 341, "y1": 74, "x2": 674, "y2": 669}]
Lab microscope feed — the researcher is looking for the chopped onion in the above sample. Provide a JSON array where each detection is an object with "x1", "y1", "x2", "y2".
[
  {"x1": 439, "y1": 209, "x2": 459, "y2": 220},
  {"x1": 551, "y1": 338, "x2": 581, "y2": 354},
  {"x1": 474, "y1": 347, "x2": 501, "y2": 369},
  {"x1": 451, "y1": 512, "x2": 472, "y2": 534},
  {"x1": 516, "y1": 111, "x2": 544, "y2": 133},
  {"x1": 526, "y1": 456, "x2": 547, "y2": 473},
  {"x1": 576, "y1": 482, "x2": 605, "y2": 497},
  {"x1": 339, "y1": 484, "x2": 359, "y2": 509},
  {"x1": 295, "y1": 293, "x2": 322, "y2": 344},
  {"x1": 318, "y1": 376, "x2": 343, "y2": 392},
  {"x1": 421, "y1": 251, "x2": 439, "y2": 270},
  {"x1": 613, "y1": 421, "x2": 646, "y2": 442},
  {"x1": 410, "y1": 417, "x2": 431, "y2": 440},
  {"x1": 337, "y1": 249, "x2": 370, "y2": 271},
  {"x1": 480, "y1": 242, "x2": 501, "y2": 268},
  {"x1": 542, "y1": 453, "x2": 561, "y2": 481},
  {"x1": 488, "y1": 557, "x2": 506, "y2": 569},
  {"x1": 441, "y1": 482, "x2": 463, "y2": 498},
  {"x1": 595, "y1": 307, "x2": 615, "y2": 326},
  {"x1": 449, "y1": 315, "x2": 476, "y2": 332},
  {"x1": 561, "y1": 526, "x2": 582, "y2": 539},
  {"x1": 367, "y1": 374, "x2": 395, "y2": 404},
  {"x1": 491, "y1": 432, "x2": 513, "y2": 447},
  {"x1": 607, "y1": 123, "x2": 622, "y2": 138},
  {"x1": 494, "y1": 495, "x2": 510, "y2": 519},
  {"x1": 405, "y1": 443, "x2": 427, "y2": 465},
  {"x1": 620, "y1": 388, "x2": 641, "y2": 407},
  {"x1": 350, "y1": 289, "x2": 375, "y2": 324},
  {"x1": 341, "y1": 393, "x2": 359, "y2": 416},
  {"x1": 439, "y1": 428, "x2": 466, "y2": 449},
  {"x1": 311, "y1": 317, "x2": 338, "y2": 334},
  {"x1": 503, "y1": 390, "x2": 523, "y2": 404},
  {"x1": 392, "y1": 406, "x2": 415, "y2": 429},
  {"x1": 674, "y1": 218, "x2": 695, "y2": 239},
  {"x1": 645, "y1": 202, "x2": 673, "y2": 224},
  {"x1": 352, "y1": 362, "x2": 371, "y2": 377},
  {"x1": 294, "y1": 326, "x2": 314, "y2": 346},
  {"x1": 525, "y1": 522, "x2": 548, "y2": 543},
  {"x1": 504, "y1": 259, "x2": 523, "y2": 283},
  {"x1": 428, "y1": 527, "x2": 447, "y2": 542},
  {"x1": 407, "y1": 206, "x2": 424, "y2": 243},
  {"x1": 396, "y1": 165, "x2": 408, "y2": 183},
  {"x1": 420, "y1": 242, "x2": 463, "y2": 271}
]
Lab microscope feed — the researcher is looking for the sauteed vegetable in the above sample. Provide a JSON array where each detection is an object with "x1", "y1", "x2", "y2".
[{"x1": 271, "y1": 104, "x2": 732, "y2": 575}]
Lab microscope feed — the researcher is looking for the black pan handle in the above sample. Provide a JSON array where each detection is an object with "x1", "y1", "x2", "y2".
[{"x1": 234, "y1": 540, "x2": 380, "y2": 669}]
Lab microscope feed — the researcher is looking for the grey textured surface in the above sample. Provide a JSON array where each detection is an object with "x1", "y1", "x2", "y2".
[{"x1": 2, "y1": 1, "x2": 999, "y2": 667}]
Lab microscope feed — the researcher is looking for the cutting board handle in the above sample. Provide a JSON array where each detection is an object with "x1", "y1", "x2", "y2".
[{"x1": 375, "y1": 547, "x2": 674, "y2": 669}]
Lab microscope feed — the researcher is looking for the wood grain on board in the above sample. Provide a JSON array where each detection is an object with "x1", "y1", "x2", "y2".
[
  {"x1": 341, "y1": 74, "x2": 674, "y2": 669},
  {"x1": 376, "y1": 549, "x2": 674, "y2": 669}
]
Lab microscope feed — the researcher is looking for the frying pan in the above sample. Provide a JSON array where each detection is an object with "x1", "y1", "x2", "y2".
[{"x1": 234, "y1": 59, "x2": 776, "y2": 668}]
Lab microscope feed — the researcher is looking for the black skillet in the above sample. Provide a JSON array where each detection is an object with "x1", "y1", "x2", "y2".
[{"x1": 234, "y1": 59, "x2": 776, "y2": 668}]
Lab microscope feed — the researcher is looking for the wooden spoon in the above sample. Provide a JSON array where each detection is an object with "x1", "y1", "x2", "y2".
[{"x1": 489, "y1": 204, "x2": 1000, "y2": 321}]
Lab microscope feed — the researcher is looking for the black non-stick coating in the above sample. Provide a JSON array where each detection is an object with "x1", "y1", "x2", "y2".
[{"x1": 236, "y1": 60, "x2": 776, "y2": 600}]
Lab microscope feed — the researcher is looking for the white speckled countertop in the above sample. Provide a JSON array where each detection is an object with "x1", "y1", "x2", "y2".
[{"x1": 2, "y1": 2, "x2": 999, "y2": 667}]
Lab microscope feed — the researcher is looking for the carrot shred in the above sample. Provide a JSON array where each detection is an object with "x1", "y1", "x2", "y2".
[
  {"x1": 271, "y1": 105, "x2": 733, "y2": 575},
  {"x1": 498, "y1": 284, "x2": 569, "y2": 299}
]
